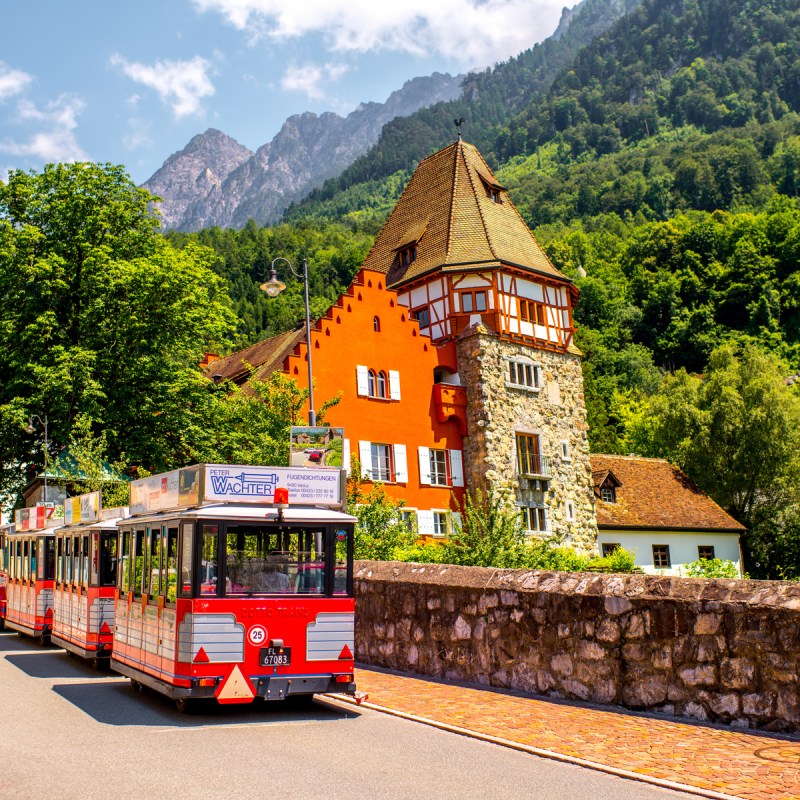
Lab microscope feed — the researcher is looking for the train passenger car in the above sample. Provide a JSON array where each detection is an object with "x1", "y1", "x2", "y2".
[
  {"x1": 5, "y1": 507, "x2": 57, "y2": 641},
  {"x1": 52, "y1": 493, "x2": 127, "y2": 665},
  {"x1": 111, "y1": 464, "x2": 359, "y2": 712},
  {"x1": 0, "y1": 523, "x2": 12, "y2": 630}
]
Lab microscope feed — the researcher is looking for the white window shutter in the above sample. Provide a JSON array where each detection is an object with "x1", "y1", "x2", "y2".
[
  {"x1": 356, "y1": 365, "x2": 369, "y2": 396},
  {"x1": 389, "y1": 370, "x2": 401, "y2": 400},
  {"x1": 417, "y1": 510, "x2": 434, "y2": 536},
  {"x1": 451, "y1": 511, "x2": 463, "y2": 533},
  {"x1": 393, "y1": 444, "x2": 408, "y2": 482},
  {"x1": 358, "y1": 440, "x2": 372, "y2": 479},
  {"x1": 449, "y1": 450, "x2": 464, "y2": 487},
  {"x1": 343, "y1": 438, "x2": 351, "y2": 474},
  {"x1": 418, "y1": 446, "x2": 431, "y2": 485}
]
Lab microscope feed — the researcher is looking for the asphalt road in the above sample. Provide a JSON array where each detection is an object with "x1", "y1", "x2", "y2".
[{"x1": 0, "y1": 630, "x2": 697, "y2": 800}]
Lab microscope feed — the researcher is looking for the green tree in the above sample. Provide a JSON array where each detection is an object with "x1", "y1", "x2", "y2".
[{"x1": 0, "y1": 163, "x2": 235, "y2": 506}]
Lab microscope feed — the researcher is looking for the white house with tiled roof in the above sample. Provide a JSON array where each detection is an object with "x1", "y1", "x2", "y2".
[{"x1": 592, "y1": 455, "x2": 745, "y2": 576}]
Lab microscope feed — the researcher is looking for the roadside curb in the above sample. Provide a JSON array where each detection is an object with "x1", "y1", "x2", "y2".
[{"x1": 325, "y1": 694, "x2": 744, "y2": 800}]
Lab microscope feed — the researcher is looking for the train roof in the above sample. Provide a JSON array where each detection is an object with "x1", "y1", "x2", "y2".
[{"x1": 118, "y1": 503, "x2": 357, "y2": 526}]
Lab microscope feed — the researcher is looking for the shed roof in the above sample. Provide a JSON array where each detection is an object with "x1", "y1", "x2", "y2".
[{"x1": 590, "y1": 455, "x2": 745, "y2": 533}]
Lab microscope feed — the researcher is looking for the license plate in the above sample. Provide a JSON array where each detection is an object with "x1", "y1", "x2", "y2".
[{"x1": 260, "y1": 646, "x2": 291, "y2": 666}]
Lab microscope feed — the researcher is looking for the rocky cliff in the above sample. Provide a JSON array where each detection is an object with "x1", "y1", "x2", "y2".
[{"x1": 143, "y1": 72, "x2": 463, "y2": 231}]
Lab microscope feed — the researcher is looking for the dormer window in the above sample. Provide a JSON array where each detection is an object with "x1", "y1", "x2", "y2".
[
  {"x1": 398, "y1": 245, "x2": 417, "y2": 267},
  {"x1": 476, "y1": 167, "x2": 505, "y2": 204},
  {"x1": 600, "y1": 485, "x2": 616, "y2": 503}
]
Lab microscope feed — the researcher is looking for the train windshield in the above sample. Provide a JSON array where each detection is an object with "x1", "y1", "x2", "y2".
[{"x1": 199, "y1": 523, "x2": 348, "y2": 597}]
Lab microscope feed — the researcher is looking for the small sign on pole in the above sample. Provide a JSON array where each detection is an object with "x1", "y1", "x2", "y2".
[{"x1": 289, "y1": 427, "x2": 345, "y2": 469}]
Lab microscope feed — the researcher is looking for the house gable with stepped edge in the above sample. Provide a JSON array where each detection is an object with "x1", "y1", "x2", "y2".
[
  {"x1": 592, "y1": 454, "x2": 746, "y2": 575},
  {"x1": 211, "y1": 138, "x2": 598, "y2": 550}
]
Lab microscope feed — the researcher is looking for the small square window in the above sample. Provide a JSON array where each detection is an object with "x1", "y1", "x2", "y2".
[
  {"x1": 521, "y1": 505, "x2": 547, "y2": 532},
  {"x1": 601, "y1": 543, "x2": 621, "y2": 557},
  {"x1": 698, "y1": 545, "x2": 715, "y2": 561},
  {"x1": 432, "y1": 511, "x2": 449, "y2": 537},
  {"x1": 652, "y1": 545, "x2": 671, "y2": 569},
  {"x1": 411, "y1": 306, "x2": 430, "y2": 329},
  {"x1": 600, "y1": 485, "x2": 616, "y2": 503}
]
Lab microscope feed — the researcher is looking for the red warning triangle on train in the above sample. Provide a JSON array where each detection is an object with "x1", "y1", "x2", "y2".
[
  {"x1": 338, "y1": 644, "x2": 353, "y2": 660},
  {"x1": 99, "y1": 621, "x2": 112, "y2": 635},
  {"x1": 194, "y1": 647, "x2": 210, "y2": 663}
]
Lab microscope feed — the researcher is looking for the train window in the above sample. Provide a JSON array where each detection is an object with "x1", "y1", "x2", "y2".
[
  {"x1": 90, "y1": 533, "x2": 99, "y2": 586},
  {"x1": 179, "y1": 524, "x2": 194, "y2": 598},
  {"x1": 80, "y1": 536, "x2": 89, "y2": 588},
  {"x1": 146, "y1": 527, "x2": 163, "y2": 598},
  {"x1": 38, "y1": 537, "x2": 55, "y2": 581},
  {"x1": 72, "y1": 536, "x2": 81, "y2": 586},
  {"x1": 119, "y1": 531, "x2": 131, "y2": 592},
  {"x1": 65, "y1": 537, "x2": 72, "y2": 584},
  {"x1": 100, "y1": 532, "x2": 118, "y2": 587},
  {"x1": 56, "y1": 537, "x2": 63, "y2": 583},
  {"x1": 24, "y1": 540, "x2": 30, "y2": 581},
  {"x1": 164, "y1": 527, "x2": 178, "y2": 603},
  {"x1": 200, "y1": 525, "x2": 219, "y2": 597},
  {"x1": 223, "y1": 526, "x2": 325, "y2": 596},
  {"x1": 132, "y1": 530, "x2": 145, "y2": 598}
]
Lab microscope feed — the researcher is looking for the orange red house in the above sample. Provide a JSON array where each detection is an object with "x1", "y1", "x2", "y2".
[{"x1": 210, "y1": 139, "x2": 598, "y2": 548}]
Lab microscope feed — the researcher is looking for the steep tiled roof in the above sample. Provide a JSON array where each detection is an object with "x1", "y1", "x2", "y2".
[
  {"x1": 206, "y1": 327, "x2": 306, "y2": 387},
  {"x1": 590, "y1": 455, "x2": 745, "y2": 532},
  {"x1": 360, "y1": 139, "x2": 567, "y2": 288}
]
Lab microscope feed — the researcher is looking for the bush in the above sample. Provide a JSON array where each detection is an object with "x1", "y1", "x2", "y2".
[
  {"x1": 682, "y1": 558, "x2": 741, "y2": 578},
  {"x1": 586, "y1": 545, "x2": 638, "y2": 573}
]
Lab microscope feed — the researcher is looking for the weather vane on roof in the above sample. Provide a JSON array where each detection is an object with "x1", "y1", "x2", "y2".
[{"x1": 454, "y1": 118, "x2": 465, "y2": 141}]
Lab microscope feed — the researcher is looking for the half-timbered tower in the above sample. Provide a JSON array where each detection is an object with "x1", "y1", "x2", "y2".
[{"x1": 360, "y1": 138, "x2": 597, "y2": 547}]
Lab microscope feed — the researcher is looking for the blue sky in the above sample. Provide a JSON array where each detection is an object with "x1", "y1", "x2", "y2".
[{"x1": 1, "y1": 0, "x2": 566, "y2": 185}]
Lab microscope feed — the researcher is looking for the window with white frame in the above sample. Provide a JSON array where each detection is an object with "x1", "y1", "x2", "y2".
[
  {"x1": 561, "y1": 440, "x2": 571, "y2": 461},
  {"x1": 359, "y1": 441, "x2": 408, "y2": 483},
  {"x1": 433, "y1": 511, "x2": 449, "y2": 537},
  {"x1": 418, "y1": 447, "x2": 464, "y2": 487},
  {"x1": 565, "y1": 500, "x2": 575, "y2": 521},
  {"x1": 430, "y1": 449, "x2": 449, "y2": 486},
  {"x1": 507, "y1": 358, "x2": 541, "y2": 389},
  {"x1": 357, "y1": 365, "x2": 401, "y2": 400},
  {"x1": 371, "y1": 443, "x2": 393, "y2": 481},
  {"x1": 520, "y1": 504, "x2": 547, "y2": 533}
]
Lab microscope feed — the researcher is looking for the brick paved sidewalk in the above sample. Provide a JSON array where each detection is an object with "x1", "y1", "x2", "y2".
[{"x1": 342, "y1": 667, "x2": 800, "y2": 800}]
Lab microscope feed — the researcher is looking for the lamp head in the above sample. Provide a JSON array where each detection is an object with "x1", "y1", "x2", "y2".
[
  {"x1": 260, "y1": 269, "x2": 286, "y2": 298},
  {"x1": 25, "y1": 420, "x2": 35, "y2": 434}
]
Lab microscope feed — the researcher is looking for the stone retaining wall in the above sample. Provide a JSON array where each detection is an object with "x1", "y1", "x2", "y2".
[{"x1": 354, "y1": 561, "x2": 800, "y2": 732}]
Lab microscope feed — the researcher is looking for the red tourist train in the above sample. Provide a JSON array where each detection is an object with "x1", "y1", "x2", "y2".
[
  {"x1": 110, "y1": 464, "x2": 359, "y2": 711},
  {"x1": 4, "y1": 506, "x2": 58, "y2": 642},
  {"x1": 51, "y1": 493, "x2": 127, "y2": 666}
]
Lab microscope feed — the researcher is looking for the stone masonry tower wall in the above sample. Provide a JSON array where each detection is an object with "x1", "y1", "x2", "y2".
[{"x1": 456, "y1": 324, "x2": 597, "y2": 552}]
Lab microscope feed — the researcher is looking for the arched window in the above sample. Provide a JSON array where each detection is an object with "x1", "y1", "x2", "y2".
[
  {"x1": 373, "y1": 316, "x2": 381, "y2": 332},
  {"x1": 377, "y1": 371, "x2": 388, "y2": 398},
  {"x1": 367, "y1": 369, "x2": 377, "y2": 397}
]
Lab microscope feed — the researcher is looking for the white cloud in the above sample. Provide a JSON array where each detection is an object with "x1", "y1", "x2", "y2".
[
  {"x1": 0, "y1": 62, "x2": 33, "y2": 103},
  {"x1": 110, "y1": 54, "x2": 215, "y2": 118},
  {"x1": 281, "y1": 62, "x2": 349, "y2": 99},
  {"x1": 0, "y1": 94, "x2": 87, "y2": 162},
  {"x1": 192, "y1": 0, "x2": 564, "y2": 67},
  {"x1": 122, "y1": 118, "x2": 154, "y2": 151}
]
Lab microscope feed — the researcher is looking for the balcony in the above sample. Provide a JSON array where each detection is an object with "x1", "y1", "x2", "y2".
[
  {"x1": 516, "y1": 454, "x2": 553, "y2": 479},
  {"x1": 432, "y1": 383, "x2": 468, "y2": 434}
]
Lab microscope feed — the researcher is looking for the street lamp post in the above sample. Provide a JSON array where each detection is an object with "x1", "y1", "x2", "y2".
[
  {"x1": 25, "y1": 414, "x2": 49, "y2": 504},
  {"x1": 260, "y1": 258, "x2": 317, "y2": 426}
]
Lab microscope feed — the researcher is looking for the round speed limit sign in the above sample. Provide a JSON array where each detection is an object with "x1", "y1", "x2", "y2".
[{"x1": 248, "y1": 625, "x2": 267, "y2": 646}]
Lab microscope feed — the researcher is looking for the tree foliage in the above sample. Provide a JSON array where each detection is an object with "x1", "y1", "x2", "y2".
[{"x1": 0, "y1": 163, "x2": 235, "y2": 505}]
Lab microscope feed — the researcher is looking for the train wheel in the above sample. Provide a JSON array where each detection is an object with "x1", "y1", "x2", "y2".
[{"x1": 131, "y1": 679, "x2": 143, "y2": 693}]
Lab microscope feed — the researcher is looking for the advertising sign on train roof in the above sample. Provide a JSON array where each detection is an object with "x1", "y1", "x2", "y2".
[
  {"x1": 63, "y1": 491, "x2": 100, "y2": 526},
  {"x1": 129, "y1": 463, "x2": 343, "y2": 516}
]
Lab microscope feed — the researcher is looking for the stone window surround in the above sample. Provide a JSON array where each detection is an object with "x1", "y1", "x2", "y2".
[{"x1": 504, "y1": 355, "x2": 542, "y2": 392}]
